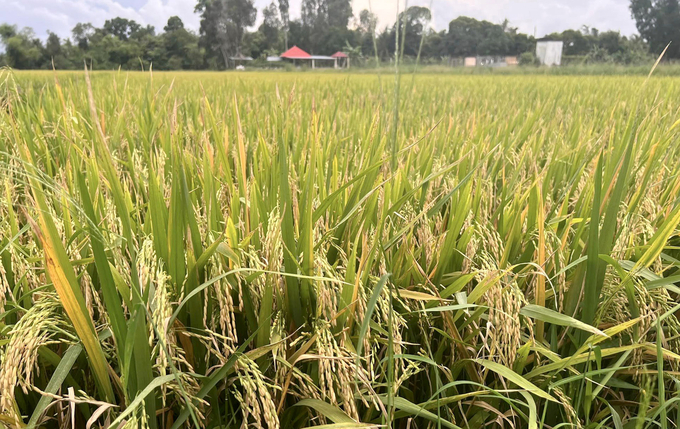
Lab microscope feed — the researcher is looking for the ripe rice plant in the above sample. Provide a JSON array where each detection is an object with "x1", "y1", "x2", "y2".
[{"x1": 1, "y1": 68, "x2": 680, "y2": 428}]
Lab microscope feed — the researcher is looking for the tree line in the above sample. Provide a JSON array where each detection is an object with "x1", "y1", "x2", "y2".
[{"x1": 0, "y1": 0, "x2": 678, "y2": 70}]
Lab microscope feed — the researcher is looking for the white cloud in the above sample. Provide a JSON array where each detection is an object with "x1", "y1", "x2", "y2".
[
  {"x1": 2, "y1": 0, "x2": 141, "y2": 38},
  {"x1": 137, "y1": 0, "x2": 199, "y2": 31},
  {"x1": 1, "y1": 0, "x2": 199, "y2": 39},
  {"x1": 351, "y1": 0, "x2": 638, "y2": 35},
  {"x1": 0, "y1": 0, "x2": 638, "y2": 41}
]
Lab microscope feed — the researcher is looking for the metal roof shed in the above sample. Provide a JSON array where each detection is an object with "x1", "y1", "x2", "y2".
[
  {"x1": 536, "y1": 41, "x2": 563, "y2": 66},
  {"x1": 279, "y1": 46, "x2": 340, "y2": 68},
  {"x1": 228, "y1": 54, "x2": 253, "y2": 69}
]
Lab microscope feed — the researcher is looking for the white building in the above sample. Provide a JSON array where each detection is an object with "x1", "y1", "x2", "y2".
[{"x1": 536, "y1": 41, "x2": 564, "y2": 66}]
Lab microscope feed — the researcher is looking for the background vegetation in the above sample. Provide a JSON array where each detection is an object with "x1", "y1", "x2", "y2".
[{"x1": 1, "y1": 0, "x2": 680, "y2": 69}]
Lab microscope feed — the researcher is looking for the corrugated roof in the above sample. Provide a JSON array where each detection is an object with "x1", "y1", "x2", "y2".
[
  {"x1": 280, "y1": 46, "x2": 311, "y2": 59},
  {"x1": 331, "y1": 51, "x2": 348, "y2": 58}
]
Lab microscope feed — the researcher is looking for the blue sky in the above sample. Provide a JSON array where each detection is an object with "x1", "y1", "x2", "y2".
[{"x1": 0, "y1": 0, "x2": 638, "y2": 40}]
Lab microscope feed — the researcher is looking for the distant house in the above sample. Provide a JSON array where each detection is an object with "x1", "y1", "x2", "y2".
[
  {"x1": 267, "y1": 46, "x2": 350, "y2": 69},
  {"x1": 280, "y1": 46, "x2": 311, "y2": 61},
  {"x1": 267, "y1": 46, "x2": 310, "y2": 66},
  {"x1": 331, "y1": 51, "x2": 349, "y2": 68},
  {"x1": 229, "y1": 53, "x2": 253, "y2": 69},
  {"x1": 506, "y1": 56, "x2": 518, "y2": 66},
  {"x1": 536, "y1": 41, "x2": 563, "y2": 66},
  {"x1": 464, "y1": 56, "x2": 515, "y2": 68}
]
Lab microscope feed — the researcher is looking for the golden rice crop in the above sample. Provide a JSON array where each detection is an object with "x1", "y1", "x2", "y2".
[{"x1": 1, "y1": 68, "x2": 680, "y2": 428}]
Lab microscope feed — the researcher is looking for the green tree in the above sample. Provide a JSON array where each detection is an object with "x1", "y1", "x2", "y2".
[
  {"x1": 301, "y1": 0, "x2": 327, "y2": 53},
  {"x1": 551, "y1": 29, "x2": 591, "y2": 55},
  {"x1": 278, "y1": 0, "x2": 290, "y2": 49},
  {"x1": 300, "y1": 0, "x2": 351, "y2": 53},
  {"x1": 196, "y1": 0, "x2": 257, "y2": 67},
  {"x1": 44, "y1": 32, "x2": 61, "y2": 58},
  {"x1": 510, "y1": 32, "x2": 535, "y2": 55},
  {"x1": 446, "y1": 16, "x2": 515, "y2": 57},
  {"x1": 399, "y1": 6, "x2": 431, "y2": 57},
  {"x1": 44, "y1": 31, "x2": 72, "y2": 69},
  {"x1": 358, "y1": 9, "x2": 377, "y2": 35},
  {"x1": 373, "y1": 6, "x2": 431, "y2": 59},
  {"x1": 0, "y1": 24, "x2": 45, "y2": 69},
  {"x1": 103, "y1": 17, "x2": 142, "y2": 41},
  {"x1": 261, "y1": 2, "x2": 282, "y2": 50},
  {"x1": 357, "y1": 10, "x2": 378, "y2": 59},
  {"x1": 446, "y1": 16, "x2": 483, "y2": 56},
  {"x1": 164, "y1": 16, "x2": 184, "y2": 33},
  {"x1": 630, "y1": 0, "x2": 680, "y2": 57},
  {"x1": 422, "y1": 30, "x2": 447, "y2": 59},
  {"x1": 287, "y1": 19, "x2": 309, "y2": 52},
  {"x1": 327, "y1": 0, "x2": 352, "y2": 29},
  {"x1": 72, "y1": 23, "x2": 95, "y2": 50},
  {"x1": 162, "y1": 16, "x2": 203, "y2": 69}
]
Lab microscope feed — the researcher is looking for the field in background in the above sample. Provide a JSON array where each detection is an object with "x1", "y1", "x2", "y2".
[
  {"x1": 1, "y1": 70, "x2": 680, "y2": 428},
  {"x1": 392, "y1": 62, "x2": 680, "y2": 75},
  {"x1": 281, "y1": 62, "x2": 680, "y2": 76}
]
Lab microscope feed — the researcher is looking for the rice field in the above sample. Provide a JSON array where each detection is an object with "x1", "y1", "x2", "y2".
[{"x1": 1, "y1": 69, "x2": 680, "y2": 428}]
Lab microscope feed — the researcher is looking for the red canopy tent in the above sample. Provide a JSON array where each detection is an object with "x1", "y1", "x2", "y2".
[
  {"x1": 331, "y1": 51, "x2": 349, "y2": 68},
  {"x1": 280, "y1": 46, "x2": 311, "y2": 59},
  {"x1": 274, "y1": 46, "x2": 347, "y2": 69}
]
